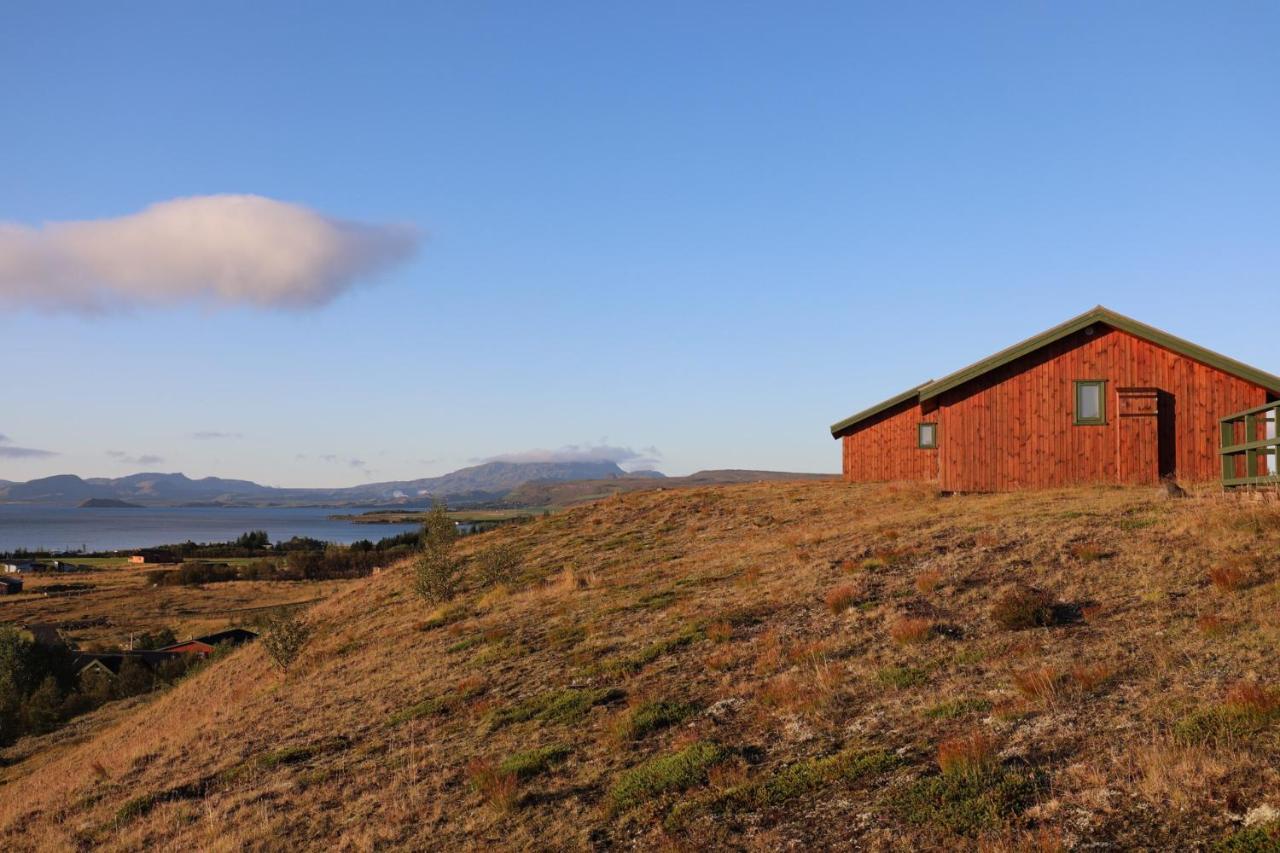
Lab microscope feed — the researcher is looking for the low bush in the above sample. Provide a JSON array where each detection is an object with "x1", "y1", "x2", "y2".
[
  {"x1": 667, "y1": 747, "x2": 898, "y2": 830},
  {"x1": 261, "y1": 610, "x2": 311, "y2": 672},
  {"x1": 1173, "y1": 683, "x2": 1280, "y2": 747},
  {"x1": 615, "y1": 700, "x2": 699, "y2": 741},
  {"x1": 924, "y1": 698, "x2": 992, "y2": 720},
  {"x1": 1214, "y1": 820, "x2": 1280, "y2": 851},
  {"x1": 877, "y1": 666, "x2": 927, "y2": 689},
  {"x1": 608, "y1": 741, "x2": 726, "y2": 813},
  {"x1": 498, "y1": 744, "x2": 571, "y2": 780},
  {"x1": 890, "y1": 764, "x2": 1038, "y2": 837},
  {"x1": 484, "y1": 686, "x2": 625, "y2": 732},
  {"x1": 475, "y1": 543, "x2": 521, "y2": 587},
  {"x1": 990, "y1": 586, "x2": 1058, "y2": 630},
  {"x1": 594, "y1": 626, "x2": 702, "y2": 676}
]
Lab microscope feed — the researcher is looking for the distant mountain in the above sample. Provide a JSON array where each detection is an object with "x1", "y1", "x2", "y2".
[
  {"x1": 503, "y1": 469, "x2": 836, "y2": 508},
  {"x1": 79, "y1": 498, "x2": 144, "y2": 508},
  {"x1": 0, "y1": 461, "x2": 640, "y2": 507}
]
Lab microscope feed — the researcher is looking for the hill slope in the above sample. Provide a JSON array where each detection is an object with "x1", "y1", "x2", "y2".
[{"x1": 2, "y1": 482, "x2": 1279, "y2": 850}]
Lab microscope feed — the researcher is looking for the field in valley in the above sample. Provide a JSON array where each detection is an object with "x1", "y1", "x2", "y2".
[
  {"x1": 1, "y1": 480, "x2": 1278, "y2": 850},
  {"x1": 0, "y1": 560, "x2": 358, "y2": 649}
]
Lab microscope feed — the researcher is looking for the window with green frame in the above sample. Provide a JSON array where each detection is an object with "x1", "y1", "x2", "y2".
[
  {"x1": 1074, "y1": 380, "x2": 1106, "y2": 425},
  {"x1": 917, "y1": 422, "x2": 937, "y2": 448}
]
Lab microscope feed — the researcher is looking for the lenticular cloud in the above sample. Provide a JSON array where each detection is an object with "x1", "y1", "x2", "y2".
[{"x1": 0, "y1": 195, "x2": 421, "y2": 311}]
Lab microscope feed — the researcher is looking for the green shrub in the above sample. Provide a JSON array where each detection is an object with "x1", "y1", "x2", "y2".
[
  {"x1": 666, "y1": 748, "x2": 897, "y2": 830},
  {"x1": 484, "y1": 686, "x2": 625, "y2": 732},
  {"x1": 615, "y1": 700, "x2": 698, "y2": 740},
  {"x1": 418, "y1": 604, "x2": 468, "y2": 631},
  {"x1": 476, "y1": 544, "x2": 521, "y2": 587},
  {"x1": 876, "y1": 666, "x2": 927, "y2": 689},
  {"x1": 413, "y1": 504, "x2": 461, "y2": 603},
  {"x1": 595, "y1": 626, "x2": 703, "y2": 676},
  {"x1": 1173, "y1": 706, "x2": 1279, "y2": 747},
  {"x1": 890, "y1": 768, "x2": 1038, "y2": 836},
  {"x1": 924, "y1": 698, "x2": 992, "y2": 720},
  {"x1": 608, "y1": 741, "x2": 726, "y2": 812},
  {"x1": 498, "y1": 744, "x2": 571, "y2": 780},
  {"x1": 389, "y1": 696, "x2": 454, "y2": 725},
  {"x1": 261, "y1": 610, "x2": 311, "y2": 671},
  {"x1": 1214, "y1": 821, "x2": 1280, "y2": 852},
  {"x1": 258, "y1": 744, "x2": 316, "y2": 768}
]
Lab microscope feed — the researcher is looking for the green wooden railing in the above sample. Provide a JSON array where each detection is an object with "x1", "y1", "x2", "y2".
[{"x1": 1220, "y1": 400, "x2": 1280, "y2": 487}]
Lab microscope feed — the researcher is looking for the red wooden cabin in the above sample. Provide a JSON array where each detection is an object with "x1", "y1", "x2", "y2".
[{"x1": 830, "y1": 307, "x2": 1280, "y2": 492}]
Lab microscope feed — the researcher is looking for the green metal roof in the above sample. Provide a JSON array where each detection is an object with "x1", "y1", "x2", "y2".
[
  {"x1": 830, "y1": 305, "x2": 1280, "y2": 439},
  {"x1": 829, "y1": 382, "x2": 932, "y2": 438}
]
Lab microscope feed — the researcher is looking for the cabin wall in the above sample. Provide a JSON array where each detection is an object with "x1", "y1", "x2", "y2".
[
  {"x1": 935, "y1": 325, "x2": 1269, "y2": 491},
  {"x1": 841, "y1": 400, "x2": 938, "y2": 483}
]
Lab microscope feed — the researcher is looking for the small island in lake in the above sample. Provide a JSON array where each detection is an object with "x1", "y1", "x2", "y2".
[{"x1": 78, "y1": 498, "x2": 144, "y2": 508}]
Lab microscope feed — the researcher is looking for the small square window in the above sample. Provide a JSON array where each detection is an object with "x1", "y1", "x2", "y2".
[
  {"x1": 918, "y1": 422, "x2": 937, "y2": 448},
  {"x1": 1075, "y1": 381, "x2": 1106, "y2": 425}
]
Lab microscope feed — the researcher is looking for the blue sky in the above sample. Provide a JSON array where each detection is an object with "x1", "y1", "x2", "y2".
[{"x1": 2, "y1": 3, "x2": 1277, "y2": 486}]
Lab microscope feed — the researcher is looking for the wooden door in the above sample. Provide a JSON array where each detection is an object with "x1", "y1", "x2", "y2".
[{"x1": 1116, "y1": 387, "x2": 1161, "y2": 484}]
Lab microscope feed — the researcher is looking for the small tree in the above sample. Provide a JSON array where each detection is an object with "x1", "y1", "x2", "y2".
[
  {"x1": 115, "y1": 657, "x2": 153, "y2": 698},
  {"x1": 262, "y1": 610, "x2": 311, "y2": 672},
  {"x1": 414, "y1": 503, "x2": 461, "y2": 603},
  {"x1": 22, "y1": 675, "x2": 63, "y2": 735},
  {"x1": 476, "y1": 543, "x2": 521, "y2": 587}
]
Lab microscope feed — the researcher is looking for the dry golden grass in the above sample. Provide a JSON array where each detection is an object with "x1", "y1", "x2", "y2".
[
  {"x1": 0, "y1": 480, "x2": 1278, "y2": 850},
  {"x1": 0, "y1": 561, "x2": 353, "y2": 648},
  {"x1": 889, "y1": 616, "x2": 934, "y2": 645},
  {"x1": 823, "y1": 583, "x2": 859, "y2": 614}
]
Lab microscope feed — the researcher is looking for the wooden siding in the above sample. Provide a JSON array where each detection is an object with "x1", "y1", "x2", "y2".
[
  {"x1": 934, "y1": 325, "x2": 1269, "y2": 491},
  {"x1": 842, "y1": 399, "x2": 939, "y2": 483}
]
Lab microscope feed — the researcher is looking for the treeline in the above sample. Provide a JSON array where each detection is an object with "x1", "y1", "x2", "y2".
[
  {"x1": 144, "y1": 530, "x2": 422, "y2": 586},
  {"x1": 0, "y1": 627, "x2": 203, "y2": 746},
  {"x1": 142, "y1": 529, "x2": 418, "y2": 560}
]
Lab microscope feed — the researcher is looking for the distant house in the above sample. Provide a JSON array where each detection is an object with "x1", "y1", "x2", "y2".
[
  {"x1": 0, "y1": 576, "x2": 23, "y2": 595},
  {"x1": 72, "y1": 650, "x2": 183, "y2": 680},
  {"x1": 129, "y1": 550, "x2": 179, "y2": 564},
  {"x1": 2, "y1": 561, "x2": 36, "y2": 574},
  {"x1": 160, "y1": 628, "x2": 259, "y2": 656}
]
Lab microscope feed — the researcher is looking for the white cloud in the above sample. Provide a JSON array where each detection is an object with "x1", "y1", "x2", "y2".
[
  {"x1": 190, "y1": 431, "x2": 243, "y2": 440},
  {"x1": 0, "y1": 434, "x2": 56, "y2": 458},
  {"x1": 0, "y1": 195, "x2": 421, "y2": 312},
  {"x1": 481, "y1": 443, "x2": 662, "y2": 471},
  {"x1": 106, "y1": 450, "x2": 164, "y2": 466}
]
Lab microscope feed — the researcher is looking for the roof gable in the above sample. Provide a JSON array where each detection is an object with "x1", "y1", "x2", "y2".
[{"x1": 831, "y1": 306, "x2": 1280, "y2": 438}]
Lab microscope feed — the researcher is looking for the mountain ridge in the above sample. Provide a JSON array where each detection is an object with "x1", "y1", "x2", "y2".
[{"x1": 0, "y1": 461, "x2": 640, "y2": 507}]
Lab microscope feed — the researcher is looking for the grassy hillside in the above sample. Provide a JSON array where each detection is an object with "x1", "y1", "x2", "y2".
[{"x1": 2, "y1": 481, "x2": 1279, "y2": 850}]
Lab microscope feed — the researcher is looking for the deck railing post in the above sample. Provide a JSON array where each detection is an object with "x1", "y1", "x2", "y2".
[
  {"x1": 1246, "y1": 413, "x2": 1258, "y2": 480},
  {"x1": 1222, "y1": 419, "x2": 1236, "y2": 482}
]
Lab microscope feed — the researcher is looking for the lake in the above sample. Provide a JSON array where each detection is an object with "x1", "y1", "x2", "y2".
[{"x1": 0, "y1": 505, "x2": 422, "y2": 553}]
